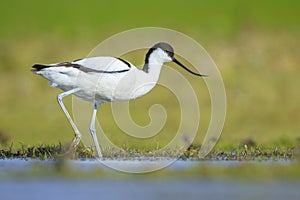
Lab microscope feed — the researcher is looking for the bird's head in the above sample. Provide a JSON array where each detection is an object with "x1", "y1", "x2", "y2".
[{"x1": 145, "y1": 42, "x2": 206, "y2": 76}]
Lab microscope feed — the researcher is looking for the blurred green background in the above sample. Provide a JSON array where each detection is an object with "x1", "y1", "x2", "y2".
[{"x1": 0, "y1": 0, "x2": 299, "y2": 149}]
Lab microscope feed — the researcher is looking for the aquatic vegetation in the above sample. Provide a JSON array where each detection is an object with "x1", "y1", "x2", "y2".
[{"x1": 0, "y1": 143, "x2": 295, "y2": 161}]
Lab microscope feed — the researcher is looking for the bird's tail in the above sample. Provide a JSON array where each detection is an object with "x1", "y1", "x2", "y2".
[{"x1": 31, "y1": 64, "x2": 51, "y2": 73}]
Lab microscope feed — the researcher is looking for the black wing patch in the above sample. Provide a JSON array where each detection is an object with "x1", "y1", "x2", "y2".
[
  {"x1": 116, "y1": 57, "x2": 131, "y2": 68},
  {"x1": 77, "y1": 65, "x2": 130, "y2": 73},
  {"x1": 59, "y1": 62, "x2": 130, "y2": 74},
  {"x1": 32, "y1": 60, "x2": 130, "y2": 74},
  {"x1": 72, "y1": 58, "x2": 83, "y2": 62},
  {"x1": 32, "y1": 64, "x2": 50, "y2": 71}
]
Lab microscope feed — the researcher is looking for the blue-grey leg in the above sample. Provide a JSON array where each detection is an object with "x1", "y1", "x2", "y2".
[
  {"x1": 90, "y1": 103, "x2": 103, "y2": 158},
  {"x1": 57, "y1": 88, "x2": 82, "y2": 151}
]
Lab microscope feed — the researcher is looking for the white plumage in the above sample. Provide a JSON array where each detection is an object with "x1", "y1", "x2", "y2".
[{"x1": 32, "y1": 42, "x2": 206, "y2": 158}]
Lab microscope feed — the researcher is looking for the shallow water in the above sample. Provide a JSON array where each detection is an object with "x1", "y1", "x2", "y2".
[
  {"x1": 0, "y1": 159, "x2": 298, "y2": 200},
  {"x1": 0, "y1": 158, "x2": 291, "y2": 172},
  {"x1": 1, "y1": 178, "x2": 299, "y2": 200}
]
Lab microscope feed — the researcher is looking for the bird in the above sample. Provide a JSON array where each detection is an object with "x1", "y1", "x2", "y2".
[{"x1": 31, "y1": 42, "x2": 206, "y2": 158}]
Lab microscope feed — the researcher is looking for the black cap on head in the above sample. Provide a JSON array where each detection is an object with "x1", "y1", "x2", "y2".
[
  {"x1": 145, "y1": 42, "x2": 174, "y2": 64},
  {"x1": 151, "y1": 42, "x2": 174, "y2": 57},
  {"x1": 144, "y1": 42, "x2": 207, "y2": 77}
]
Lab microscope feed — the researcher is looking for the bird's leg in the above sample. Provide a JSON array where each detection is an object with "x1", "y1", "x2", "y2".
[
  {"x1": 90, "y1": 103, "x2": 103, "y2": 158},
  {"x1": 57, "y1": 88, "x2": 82, "y2": 152}
]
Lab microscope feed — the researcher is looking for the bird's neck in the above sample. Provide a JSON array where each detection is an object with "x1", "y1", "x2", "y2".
[
  {"x1": 142, "y1": 62, "x2": 163, "y2": 74},
  {"x1": 142, "y1": 50, "x2": 165, "y2": 73},
  {"x1": 129, "y1": 50, "x2": 165, "y2": 99},
  {"x1": 142, "y1": 60, "x2": 163, "y2": 80},
  {"x1": 129, "y1": 60, "x2": 163, "y2": 99}
]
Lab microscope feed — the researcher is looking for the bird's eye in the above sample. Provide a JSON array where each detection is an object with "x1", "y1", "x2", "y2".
[{"x1": 166, "y1": 51, "x2": 174, "y2": 57}]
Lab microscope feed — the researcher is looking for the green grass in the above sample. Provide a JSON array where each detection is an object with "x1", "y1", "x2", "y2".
[
  {"x1": 1, "y1": 143, "x2": 299, "y2": 180},
  {"x1": 0, "y1": 143, "x2": 296, "y2": 161},
  {"x1": 0, "y1": 31, "x2": 299, "y2": 149},
  {"x1": 0, "y1": 1, "x2": 299, "y2": 156},
  {"x1": 1, "y1": 0, "x2": 300, "y2": 38}
]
